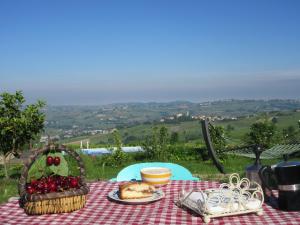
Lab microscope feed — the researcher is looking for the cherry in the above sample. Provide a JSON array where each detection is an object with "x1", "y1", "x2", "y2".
[
  {"x1": 47, "y1": 176, "x2": 53, "y2": 183},
  {"x1": 26, "y1": 185, "x2": 35, "y2": 194},
  {"x1": 54, "y1": 157, "x2": 60, "y2": 166},
  {"x1": 55, "y1": 177, "x2": 62, "y2": 186},
  {"x1": 27, "y1": 187, "x2": 35, "y2": 194},
  {"x1": 44, "y1": 182, "x2": 49, "y2": 189},
  {"x1": 31, "y1": 180, "x2": 38, "y2": 188},
  {"x1": 41, "y1": 184, "x2": 50, "y2": 193},
  {"x1": 61, "y1": 178, "x2": 69, "y2": 189},
  {"x1": 27, "y1": 175, "x2": 81, "y2": 194},
  {"x1": 46, "y1": 156, "x2": 54, "y2": 166},
  {"x1": 37, "y1": 181, "x2": 45, "y2": 193},
  {"x1": 70, "y1": 177, "x2": 79, "y2": 188},
  {"x1": 49, "y1": 182, "x2": 57, "y2": 192}
]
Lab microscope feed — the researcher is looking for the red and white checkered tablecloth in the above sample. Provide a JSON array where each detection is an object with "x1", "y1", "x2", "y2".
[{"x1": 1, "y1": 180, "x2": 300, "y2": 225}]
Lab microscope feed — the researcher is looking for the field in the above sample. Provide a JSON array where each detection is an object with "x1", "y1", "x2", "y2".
[
  {"x1": 45, "y1": 100, "x2": 300, "y2": 139},
  {"x1": 63, "y1": 111, "x2": 300, "y2": 147}
]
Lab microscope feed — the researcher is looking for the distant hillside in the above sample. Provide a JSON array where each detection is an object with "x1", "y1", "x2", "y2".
[
  {"x1": 63, "y1": 110, "x2": 300, "y2": 147},
  {"x1": 43, "y1": 99, "x2": 300, "y2": 142}
]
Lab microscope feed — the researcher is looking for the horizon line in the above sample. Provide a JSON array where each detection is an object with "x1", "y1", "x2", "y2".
[{"x1": 44, "y1": 98, "x2": 300, "y2": 107}]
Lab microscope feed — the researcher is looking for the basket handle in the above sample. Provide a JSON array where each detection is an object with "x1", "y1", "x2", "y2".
[{"x1": 18, "y1": 145, "x2": 87, "y2": 197}]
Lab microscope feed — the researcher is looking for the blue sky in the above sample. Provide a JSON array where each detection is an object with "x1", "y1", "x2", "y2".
[{"x1": 1, "y1": 0, "x2": 300, "y2": 105}]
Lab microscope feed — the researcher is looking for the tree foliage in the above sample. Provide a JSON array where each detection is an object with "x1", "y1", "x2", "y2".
[
  {"x1": 143, "y1": 127, "x2": 159, "y2": 159},
  {"x1": 170, "y1": 132, "x2": 179, "y2": 144},
  {"x1": 0, "y1": 91, "x2": 45, "y2": 178},
  {"x1": 282, "y1": 125, "x2": 299, "y2": 144},
  {"x1": 143, "y1": 126, "x2": 170, "y2": 160},
  {"x1": 209, "y1": 125, "x2": 226, "y2": 153},
  {"x1": 0, "y1": 91, "x2": 46, "y2": 154},
  {"x1": 108, "y1": 130, "x2": 127, "y2": 166},
  {"x1": 244, "y1": 119, "x2": 278, "y2": 148}
]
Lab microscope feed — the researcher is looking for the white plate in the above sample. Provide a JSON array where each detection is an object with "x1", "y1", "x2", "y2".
[{"x1": 107, "y1": 189, "x2": 165, "y2": 204}]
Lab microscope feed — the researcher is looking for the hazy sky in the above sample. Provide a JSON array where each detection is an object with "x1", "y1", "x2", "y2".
[{"x1": 1, "y1": 0, "x2": 300, "y2": 105}]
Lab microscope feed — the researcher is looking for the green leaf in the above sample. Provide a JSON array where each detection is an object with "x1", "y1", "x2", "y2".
[
  {"x1": 48, "y1": 152, "x2": 69, "y2": 177},
  {"x1": 28, "y1": 155, "x2": 47, "y2": 181},
  {"x1": 27, "y1": 152, "x2": 69, "y2": 182}
]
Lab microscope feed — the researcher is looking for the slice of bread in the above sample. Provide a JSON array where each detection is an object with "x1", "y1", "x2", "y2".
[{"x1": 119, "y1": 182, "x2": 156, "y2": 199}]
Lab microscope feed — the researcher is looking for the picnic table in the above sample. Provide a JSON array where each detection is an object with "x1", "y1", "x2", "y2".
[{"x1": 1, "y1": 180, "x2": 300, "y2": 225}]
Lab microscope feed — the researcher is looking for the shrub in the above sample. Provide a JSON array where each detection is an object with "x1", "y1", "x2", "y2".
[
  {"x1": 244, "y1": 119, "x2": 279, "y2": 148},
  {"x1": 107, "y1": 130, "x2": 128, "y2": 167},
  {"x1": 209, "y1": 125, "x2": 226, "y2": 153},
  {"x1": 142, "y1": 126, "x2": 170, "y2": 161}
]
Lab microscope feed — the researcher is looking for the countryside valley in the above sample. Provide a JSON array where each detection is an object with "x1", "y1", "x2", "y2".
[{"x1": 43, "y1": 99, "x2": 300, "y2": 147}]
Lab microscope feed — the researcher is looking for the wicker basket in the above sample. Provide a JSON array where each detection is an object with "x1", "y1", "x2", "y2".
[{"x1": 19, "y1": 145, "x2": 89, "y2": 215}]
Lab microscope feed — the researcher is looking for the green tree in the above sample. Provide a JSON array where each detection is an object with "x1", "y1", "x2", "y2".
[
  {"x1": 158, "y1": 126, "x2": 169, "y2": 160},
  {"x1": 159, "y1": 126, "x2": 168, "y2": 147},
  {"x1": 143, "y1": 127, "x2": 159, "y2": 159},
  {"x1": 109, "y1": 130, "x2": 127, "y2": 166},
  {"x1": 209, "y1": 125, "x2": 226, "y2": 153},
  {"x1": 183, "y1": 130, "x2": 188, "y2": 142},
  {"x1": 245, "y1": 119, "x2": 278, "y2": 148},
  {"x1": 282, "y1": 126, "x2": 298, "y2": 144},
  {"x1": 0, "y1": 91, "x2": 45, "y2": 178},
  {"x1": 170, "y1": 132, "x2": 179, "y2": 144},
  {"x1": 142, "y1": 126, "x2": 170, "y2": 160}
]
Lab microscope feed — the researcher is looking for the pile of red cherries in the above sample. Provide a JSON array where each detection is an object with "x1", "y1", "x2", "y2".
[{"x1": 26, "y1": 156, "x2": 81, "y2": 195}]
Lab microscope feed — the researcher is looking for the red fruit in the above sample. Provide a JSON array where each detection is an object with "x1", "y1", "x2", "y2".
[
  {"x1": 62, "y1": 179, "x2": 69, "y2": 189},
  {"x1": 27, "y1": 187, "x2": 35, "y2": 194},
  {"x1": 55, "y1": 178, "x2": 61, "y2": 186},
  {"x1": 46, "y1": 156, "x2": 54, "y2": 166},
  {"x1": 37, "y1": 182, "x2": 45, "y2": 192},
  {"x1": 68, "y1": 176, "x2": 72, "y2": 182},
  {"x1": 42, "y1": 183, "x2": 50, "y2": 193},
  {"x1": 31, "y1": 180, "x2": 38, "y2": 188},
  {"x1": 26, "y1": 185, "x2": 35, "y2": 194},
  {"x1": 54, "y1": 157, "x2": 60, "y2": 166},
  {"x1": 70, "y1": 178, "x2": 78, "y2": 188},
  {"x1": 49, "y1": 182, "x2": 57, "y2": 192},
  {"x1": 58, "y1": 177, "x2": 64, "y2": 186},
  {"x1": 47, "y1": 176, "x2": 54, "y2": 183}
]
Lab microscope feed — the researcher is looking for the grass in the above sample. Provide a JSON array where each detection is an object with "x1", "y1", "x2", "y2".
[
  {"x1": 0, "y1": 178, "x2": 18, "y2": 203},
  {"x1": 0, "y1": 164, "x2": 22, "y2": 203}
]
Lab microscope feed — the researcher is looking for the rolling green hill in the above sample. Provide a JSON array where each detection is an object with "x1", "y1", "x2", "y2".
[
  {"x1": 46, "y1": 100, "x2": 300, "y2": 129},
  {"x1": 63, "y1": 111, "x2": 300, "y2": 148}
]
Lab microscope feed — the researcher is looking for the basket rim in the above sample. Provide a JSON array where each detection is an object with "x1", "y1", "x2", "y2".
[{"x1": 24, "y1": 184, "x2": 89, "y2": 202}]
